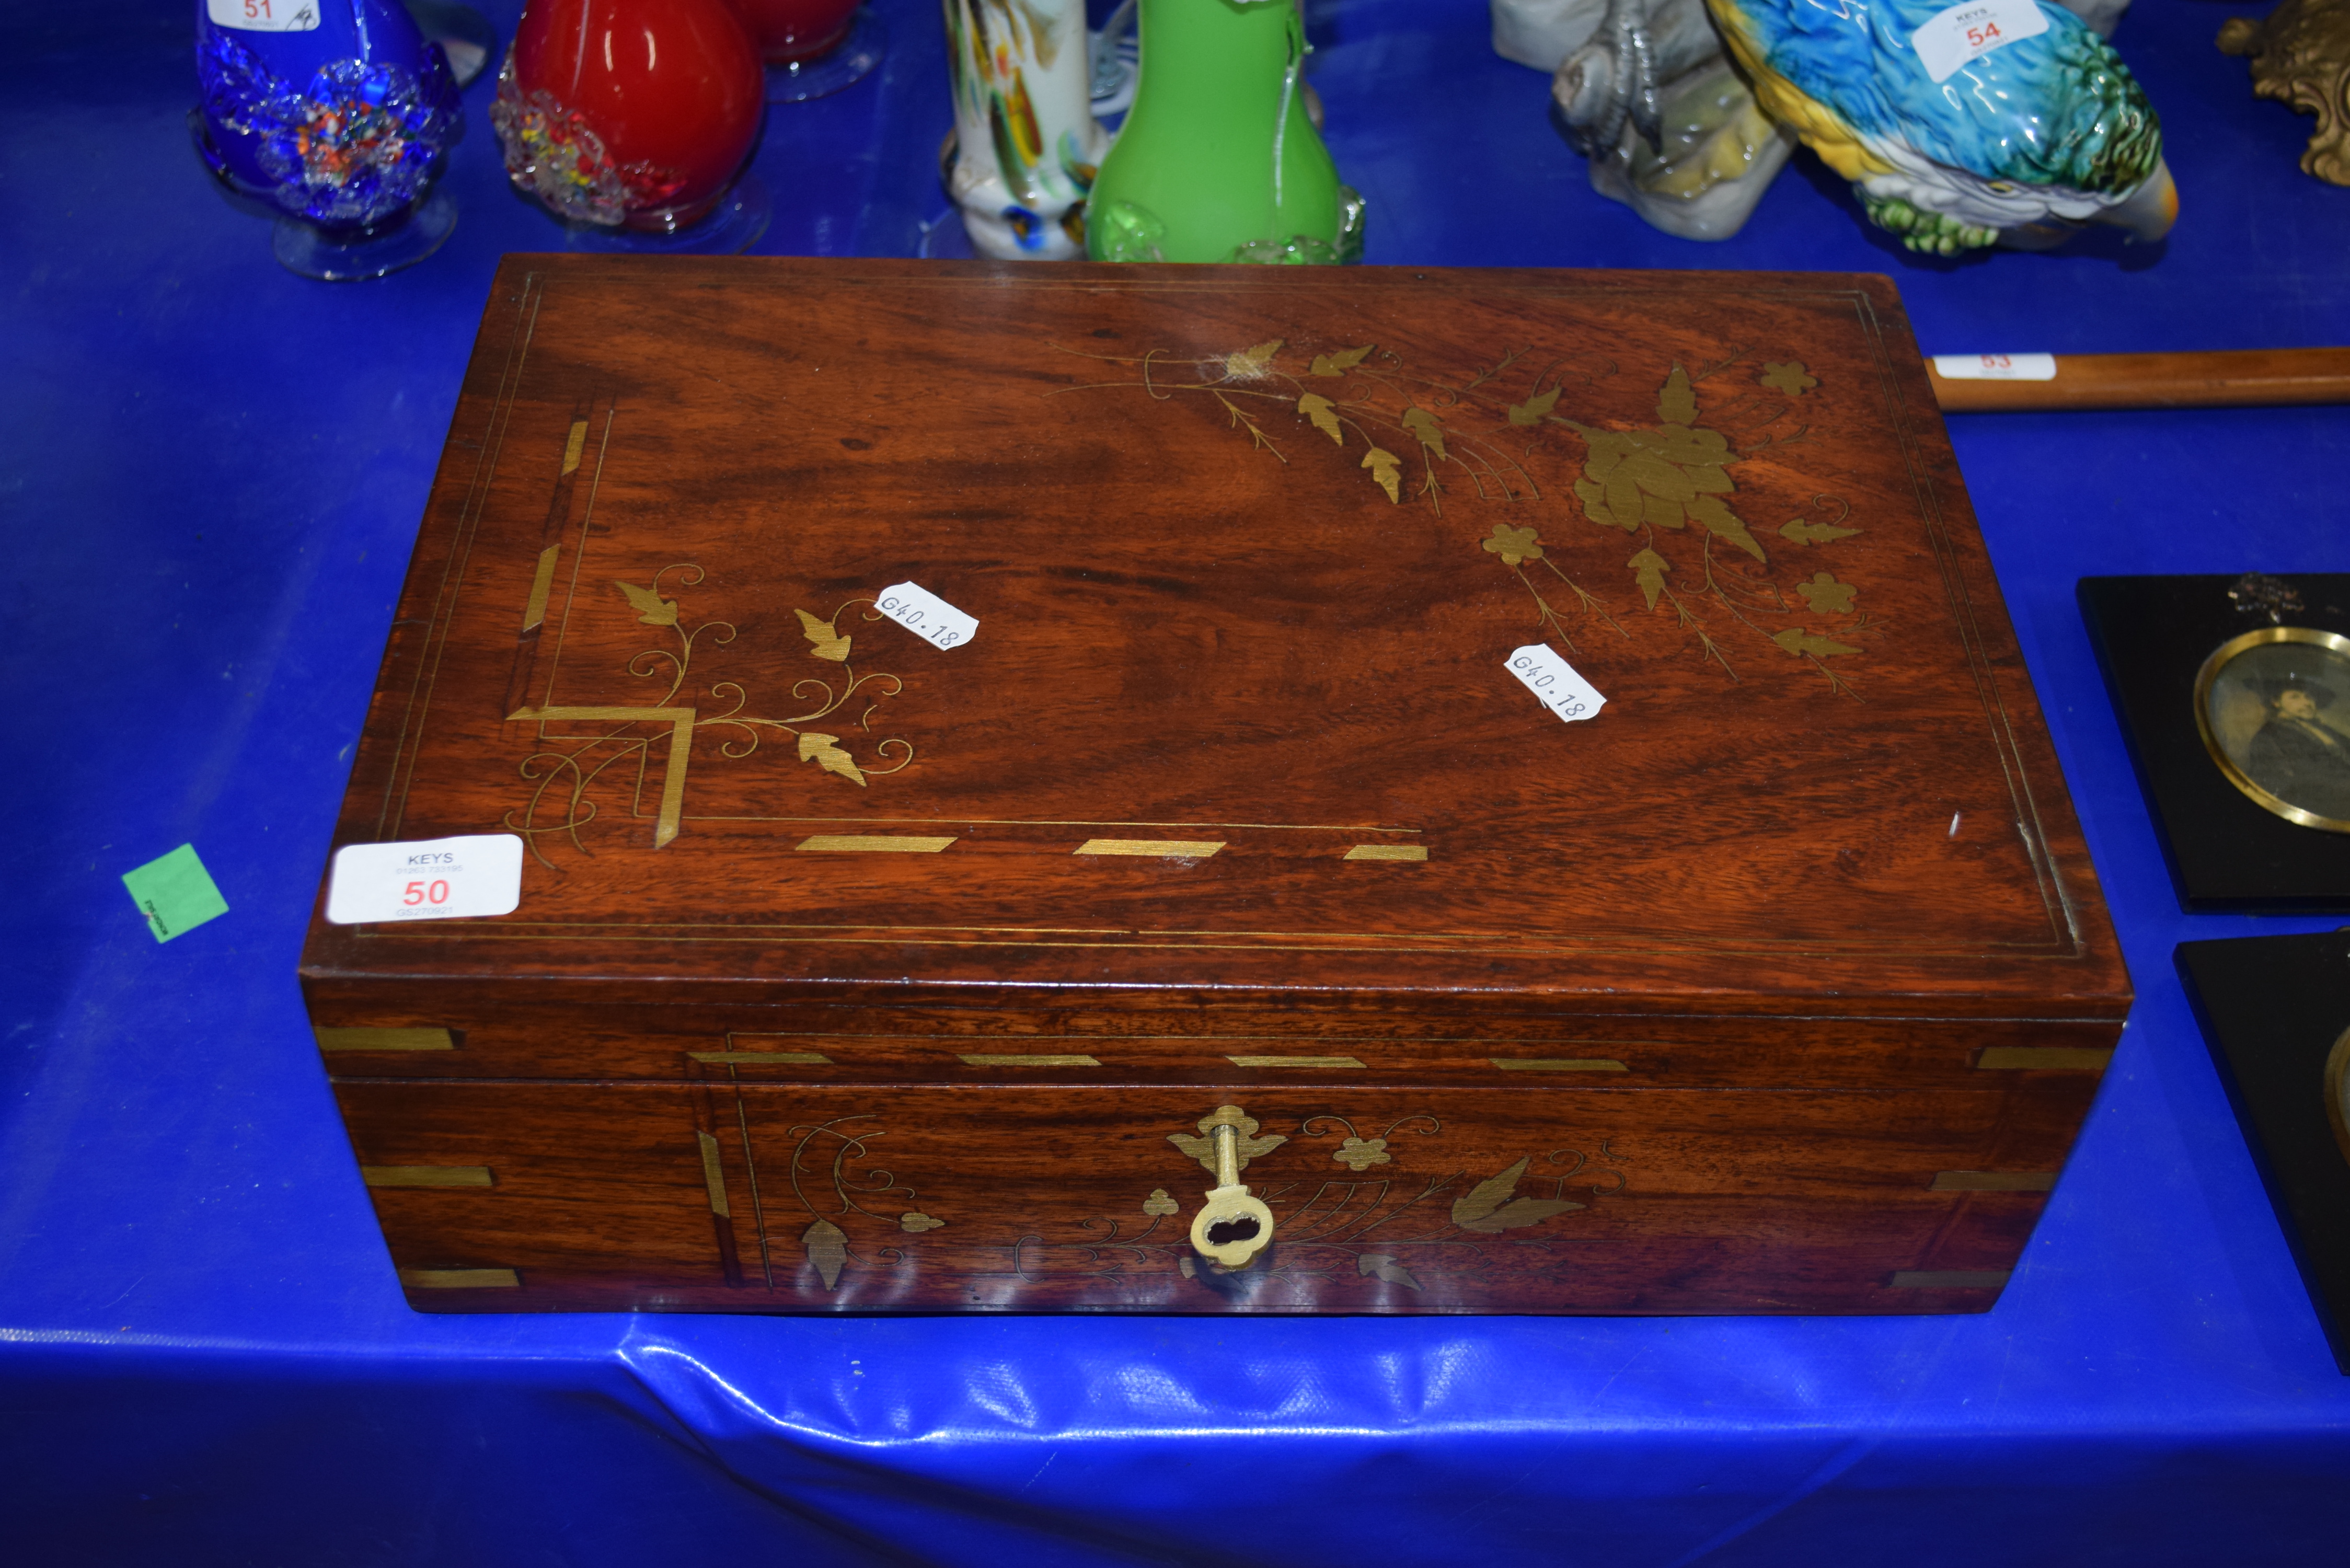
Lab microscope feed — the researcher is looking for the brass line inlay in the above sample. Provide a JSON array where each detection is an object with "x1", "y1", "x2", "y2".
[
  {"x1": 692, "y1": 1051, "x2": 833, "y2": 1065},
  {"x1": 316, "y1": 1027, "x2": 456, "y2": 1053},
  {"x1": 1076, "y1": 839, "x2": 1226, "y2": 858},
  {"x1": 696, "y1": 1131, "x2": 731, "y2": 1217},
  {"x1": 1228, "y1": 1055, "x2": 1366, "y2": 1069},
  {"x1": 794, "y1": 835, "x2": 958, "y2": 854},
  {"x1": 958, "y1": 1053, "x2": 1103, "y2": 1067},
  {"x1": 1890, "y1": 1270, "x2": 2012, "y2": 1289},
  {"x1": 560, "y1": 418, "x2": 588, "y2": 475},
  {"x1": 1930, "y1": 1171, "x2": 2057, "y2": 1192},
  {"x1": 1974, "y1": 1047, "x2": 2113, "y2": 1071},
  {"x1": 362, "y1": 1166, "x2": 491, "y2": 1188},
  {"x1": 1345, "y1": 844, "x2": 1427, "y2": 861},
  {"x1": 1491, "y1": 1058, "x2": 1630, "y2": 1073},
  {"x1": 401, "y1": 1268, "x2": 521, "y2": 1289},
  {"x1": 504, "y1": 704, "x2": 695, "y2": 848},
  {"x1": 520, "y1": 544, "x2": 561, "y2": 631}
]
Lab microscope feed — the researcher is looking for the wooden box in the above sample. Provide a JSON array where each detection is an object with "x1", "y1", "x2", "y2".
[{"x1": 301, "y1": 257, "x2": 2128, "y2": 1315}]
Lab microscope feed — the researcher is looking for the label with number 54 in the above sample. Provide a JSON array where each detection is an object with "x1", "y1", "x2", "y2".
[
  {"x1": 1910, "y1": 0, "x2": 2047, "y2": 83},
  {"x1": 325, "y1": 834, "x2": 523, "y2": 925}
]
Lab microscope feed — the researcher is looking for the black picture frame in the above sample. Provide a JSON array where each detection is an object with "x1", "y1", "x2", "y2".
[
  {"x1": 2080, "y1": 574, "x2": 2350, "y2": 910},
  {"x1": 2176, "y1": 930, "x2": 2350, "y2": 1375}
]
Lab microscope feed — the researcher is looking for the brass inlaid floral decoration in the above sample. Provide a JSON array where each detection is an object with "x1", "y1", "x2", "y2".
[
  {"x1": 505, "y1": 565, "x2": 919, "y2": 864},
  {"x1": 1053, "y1": 338, "x2": 1882, "y2": 697}
]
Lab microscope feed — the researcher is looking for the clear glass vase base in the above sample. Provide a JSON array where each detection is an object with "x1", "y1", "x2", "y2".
[
  {"x1": 272, "y1": 189, "x2": 459, "y2": 281},
  {"x1": 765, "y1": 8, "x2": 887, "y2": 103},
  {"x1": 559, "y1": 176, "x2": 773, "y2": 256}
]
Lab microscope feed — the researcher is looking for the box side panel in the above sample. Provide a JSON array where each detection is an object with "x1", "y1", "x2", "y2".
[
  {"x1": 305, "y1": 985, "x2": 2123, "y2": 1089},
  {"x1": 335, "y1": 1078, "x2": 2097, "y2": 1315}
]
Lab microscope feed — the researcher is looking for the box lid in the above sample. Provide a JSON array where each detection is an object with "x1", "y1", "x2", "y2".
[{"x1": 301, "y1": 257, "x2": 2127, "y2": 1022}]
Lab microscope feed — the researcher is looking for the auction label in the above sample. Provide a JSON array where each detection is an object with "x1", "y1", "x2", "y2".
[
  {"x1": 325, "y1": 834, "x2": 524, "y2": 925},
  {"x1": 208, "y1": 0, "x2": 322, "y2": 31},
  {"x1": 1911, "y1": 0, "x2": 2047, "y2": 83},
  {"x1": 1932, "y1": 352, "x2": 2057, "y2": 381},
  {"x1": 876, "y1": 582, "x2": 978, "y2": 650},
  {"x1": 1506, "y1": 644, "x2": 1606, "y2": 725}
]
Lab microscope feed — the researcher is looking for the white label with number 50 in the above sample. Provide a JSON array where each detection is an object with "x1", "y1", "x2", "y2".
[
  {"x1": 325, "y1": 834, "x2": 524, "y2": 925},
  {"x1": 208, "y1": 0, "x2": 322, "y2": 31},
  {"x1": 1506, "y1": 644, "x2": 1607, "y2": 725},
  {"x1": 876, "y1": 581, "x2": 978, "y2": 650}
]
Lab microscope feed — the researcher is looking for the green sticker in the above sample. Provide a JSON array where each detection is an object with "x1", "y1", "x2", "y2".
[{"x1": 121, "y1": 844, "x2": 229, "y2": 943}]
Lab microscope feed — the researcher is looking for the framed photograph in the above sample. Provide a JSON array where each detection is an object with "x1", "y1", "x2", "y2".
[
  {"x1": 2176, "y1": 931, "x2": 2350, "y2": 1375},
  {"x1": 2195, "y1": 628, "x2": 2350, "y2": 832},
  {"x1": 2081, "y1": 574, "x2": 2350, "y2": 909}
]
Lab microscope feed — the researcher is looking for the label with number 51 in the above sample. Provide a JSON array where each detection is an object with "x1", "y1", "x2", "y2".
[
  {"x1": 325, "y1": 834, "x2": 523, "y2": 926},
  {"x1": 208, "y1": 0, "x2": 322, "y2": 30}
]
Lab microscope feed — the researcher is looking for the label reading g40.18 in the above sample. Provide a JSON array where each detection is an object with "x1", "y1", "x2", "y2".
[
  {"x1": 876, "y1": 582, "x2": 978, "y2": 650},
  {"x1": 1506, "y1": 644, "x2": 1607, "y2": 725},
  {"x1": 207, "y1": 0, "x2": 322, "y2": 31}
]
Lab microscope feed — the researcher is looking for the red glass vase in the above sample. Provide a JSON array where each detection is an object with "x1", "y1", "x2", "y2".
[
  {"x1": 494, "y1": 0, "x2": 764, "y2": 233},
  {"x1": 724, "y1": 0, "x2": 859, "y2": 63}
]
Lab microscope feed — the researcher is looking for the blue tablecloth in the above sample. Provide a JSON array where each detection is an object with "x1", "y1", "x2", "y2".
[{"x1": 6, "y1": 1, "x2": 2348, "y2": 1561}]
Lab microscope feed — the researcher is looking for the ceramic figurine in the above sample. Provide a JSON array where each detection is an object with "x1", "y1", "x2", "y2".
[
  {"x1": 1701, "y1": 0, "x2": 2175, "y2": 253},
  {"x1": 194, "y1": 0, "x2": 464, "y2": 278},
  {"x1": 1505, "y1": 0, "x2": 1794, "y2": 240},
  {"x1": 943, "y1": 0, "x2": 1107, "y2": 258},
  {"x1": 1086, "y1": 0, "x2": 1362, "y2": 264},
  {"x1": 493, "y1": 0, "x2": 766, "y2": 243},
  {"x1": 2219, "y1": 0, "x2": 2350, "y2": 186}
]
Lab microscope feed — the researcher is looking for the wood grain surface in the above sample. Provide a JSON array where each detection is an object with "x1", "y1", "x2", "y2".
[
  {"x1": 341, "y1": 1076, "x2": 2092, "y2": 1314},
  {"x1": 300, "y1": 257, "x2": 2128, "y2": 1313}
]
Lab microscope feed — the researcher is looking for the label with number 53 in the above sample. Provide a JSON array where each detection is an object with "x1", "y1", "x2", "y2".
[
  {"x1": 325, "y1": 834, "x2": 524, "y2": 925},
  {"x1": 1505, "y1": 644, "x2": 1607, "y2": 725}
]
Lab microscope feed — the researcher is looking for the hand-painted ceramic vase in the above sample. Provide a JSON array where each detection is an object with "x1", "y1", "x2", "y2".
[
  {"x1": 1085, "y1": 0, "x2": 1362, "y2": 263},
  {"x1": 493, "y1": 0, "x2": 764, "y2": 233},
  {"x1": 194, "y1": 0, "x2": 464, "y2": 272},
  {"x1": 943, "y1": 0, "x2": 1108, "y2": 258}
]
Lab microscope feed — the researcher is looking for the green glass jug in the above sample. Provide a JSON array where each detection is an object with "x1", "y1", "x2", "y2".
[{"x1": 1085, "y1": 0, "x2": 1363, "y2": 263}]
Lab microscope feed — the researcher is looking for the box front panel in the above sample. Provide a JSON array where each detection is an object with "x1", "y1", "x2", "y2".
[{"x1": 338, "y1": 1078, "x2": 2092, "y2": 1315}]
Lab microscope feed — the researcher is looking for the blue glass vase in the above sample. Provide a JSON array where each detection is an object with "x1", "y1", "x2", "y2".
[{"x1": 193, "y1": 0, "x2": 465, "y2": 280}]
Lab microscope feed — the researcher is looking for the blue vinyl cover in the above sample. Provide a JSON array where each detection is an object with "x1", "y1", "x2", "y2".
[{"x1": 4, "y1": 1, "x2": 2349, "y2": 1561}]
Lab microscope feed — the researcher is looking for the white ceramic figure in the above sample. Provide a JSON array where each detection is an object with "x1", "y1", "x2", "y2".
[
  {"x1": 1495, "y1": 0, "x2": 1793, "y2": 240},
  {"x1": 944, "y1": 0, "x2": 1111, "y2": 260}
]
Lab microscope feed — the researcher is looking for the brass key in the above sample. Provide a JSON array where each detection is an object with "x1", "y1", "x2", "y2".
[{"x1": 1169, "y1": 1105, "x2": 1283, "y2": 1271}]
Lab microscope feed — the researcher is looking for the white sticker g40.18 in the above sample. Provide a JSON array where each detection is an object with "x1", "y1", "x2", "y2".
[
  {"x1": 1932, "y1": 352, "x2": 2057, "y2": 382},
  {"x1": 208, "y1": 0, "x2": 322, "y2": 31},
  {"x1": 1506, "y1": 644, "x2": 1606, "y2": 724},
  {"x1": 1911, "y1": 0, "x2": 2047, "y2": 83},
  {"x1": 326, "y1": 835, "x2": 524, "y2": 925},
  {"x1": 876, "y1": 582, "x2": 977, "y2": 650}
]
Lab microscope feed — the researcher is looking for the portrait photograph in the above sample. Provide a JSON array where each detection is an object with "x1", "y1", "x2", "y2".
[{"x1": 2196, "y1": 629, "x2": 2350, "y2": 832}]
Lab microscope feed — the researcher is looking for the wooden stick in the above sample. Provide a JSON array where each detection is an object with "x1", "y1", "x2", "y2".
[{"x1": 1927, "y1": 348, "x2": 2350, "y2": 411}]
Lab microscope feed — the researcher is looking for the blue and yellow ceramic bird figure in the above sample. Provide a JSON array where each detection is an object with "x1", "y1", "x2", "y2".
[{"x1": 1701, "y1": 0, "x2": 2176, "y2": 253}]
